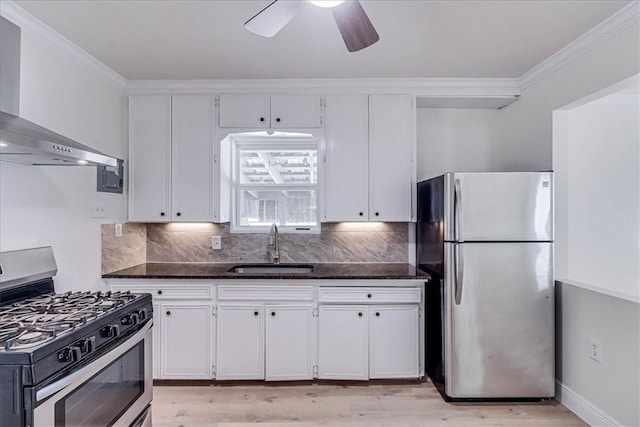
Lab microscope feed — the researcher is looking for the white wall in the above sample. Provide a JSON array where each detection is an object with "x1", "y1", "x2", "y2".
[
  {"x1": 0, "y1": 27, "x2": 126, "y2": 292},
  {"x1": 556, "y1": 85, "x2": 639, "y2": 301},
  {"x1": 416, "y1": 108, "x2": 500, "y2": 180}
]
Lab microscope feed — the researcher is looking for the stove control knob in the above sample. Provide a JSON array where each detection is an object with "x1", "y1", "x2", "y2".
[
  {"x1": 121, "y1": 312, "x2": 140, "y2": 326},
  {"x1": 81, "y1": 336, "x2": 96, "y2": 354},
  {"x1": 102, "y1": 324, "x2": 120, "y2": 338},
  {"x1": 137, "y1": 308, "x2": 148, "y2": 320},
  {"x1": 58, "y1": 346, "x2": 82, "y2": 363},
  {"x1": 130, "y1": 312, "x2": 140, "y2": 325}
]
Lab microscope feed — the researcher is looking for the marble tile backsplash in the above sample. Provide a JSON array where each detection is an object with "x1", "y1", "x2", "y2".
[
  {"x1": 102, "y1": 222, "x2": 408, "y2": 272},
  {"x1": 146, "y1": 222, "x2": 408, "y2": 263},
  {"x1": 101, "y1": 223, "x2": 147, "y2": 273}
]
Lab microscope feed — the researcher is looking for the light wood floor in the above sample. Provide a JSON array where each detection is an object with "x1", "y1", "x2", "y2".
[{"x1": 152, "y1": 382, "x2": 586, "y2": 426}]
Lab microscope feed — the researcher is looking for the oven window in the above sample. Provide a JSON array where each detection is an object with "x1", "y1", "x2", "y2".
[{"x1": 55, "y1": 342, "x2": 144, "y2": 427}]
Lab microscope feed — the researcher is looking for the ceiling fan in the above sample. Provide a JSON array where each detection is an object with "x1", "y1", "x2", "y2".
[{"x1": 244, "y1": 0, "x2": 379, "y2": 52}]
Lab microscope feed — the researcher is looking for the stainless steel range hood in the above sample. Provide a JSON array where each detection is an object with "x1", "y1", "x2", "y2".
[{"x1": 0, "y1": 17, "x2": 118, "y2": 167}]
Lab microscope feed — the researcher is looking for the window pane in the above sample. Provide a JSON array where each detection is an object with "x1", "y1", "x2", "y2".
[
  {"x1": 238, "y1": 148, "x2": 317, "y2": 184},
  {"x1": 239, "y1": 189, "x2": 317, "y2": 227}
]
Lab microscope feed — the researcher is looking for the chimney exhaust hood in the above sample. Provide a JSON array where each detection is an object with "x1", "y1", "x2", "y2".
[{"x1": 0, "y1": 17, "x2": 118, "y2": 167}]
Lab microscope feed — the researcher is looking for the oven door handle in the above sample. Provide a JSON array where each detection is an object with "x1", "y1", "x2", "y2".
[{"x1": 36, "y1": 319, "x2": 153, "y2": 403}]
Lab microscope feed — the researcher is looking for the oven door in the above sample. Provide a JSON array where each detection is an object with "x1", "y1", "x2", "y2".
[{"x1": 32, "y1": 320, "x2": 153, "y2": 427}]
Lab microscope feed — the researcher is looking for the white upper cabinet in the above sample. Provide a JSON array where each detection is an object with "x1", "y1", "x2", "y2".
[
  {"x1": 218, "y1": 94, "x2": 270, "y2": 128},
  {"x1": 369, "y1": 94, "x2": 414, "y2": 221},
  {"x1": 324, "y1": 95, "x2": 369, "y2": 221},
  {"x1": 270, "y1": 94, "x2": 323, "y2": 128},
  {"x1": 129, "y1": 95, "x2": 215, "y2": 222},
  {"x1": 324, "y1": 94, "x2": 415, "y2": 222},
  {"x1": 218, "y1": 94, "x2": 322, "y2": 128},
  {"x1": 171, "y1": 95, "x2": 215, "y2": 221},
  {"x1": 129, "y1": 95, "x2": 172, "y2": 221}
]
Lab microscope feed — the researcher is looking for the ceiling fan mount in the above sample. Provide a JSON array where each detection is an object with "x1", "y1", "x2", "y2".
[{"x1": 244, "y1": 0, "x2": 380, "y2": 53}]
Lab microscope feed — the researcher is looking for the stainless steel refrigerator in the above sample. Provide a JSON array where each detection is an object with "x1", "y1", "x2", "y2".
[{"x1": 417, "y1": 172, "x2": 554, "y2": 400}]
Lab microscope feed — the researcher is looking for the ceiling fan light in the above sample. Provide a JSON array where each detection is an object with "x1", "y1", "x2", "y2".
[{"x1": 309, "y1": 0, "x2": 345, "y2": 8}]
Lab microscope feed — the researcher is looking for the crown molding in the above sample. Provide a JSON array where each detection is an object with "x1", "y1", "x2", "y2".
[
  {"x1": 519, "y1": 1, "x2": 640, "y2": 90},
  {"x1": 126, "y1": 77, "x2": 521, "y2": 98},
  {"x1": 0, "y1": 1, "x2": 127, "y2": 91}
]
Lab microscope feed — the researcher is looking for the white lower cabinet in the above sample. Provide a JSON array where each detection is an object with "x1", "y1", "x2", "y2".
[
  {"x1": 369, "y1": 305, "x2": 419, "y2": 379},
  {"x1": 265, "y1": 305, "x2": 314, "y2": 381},
  {"x1": 107, "y1": 280, "x2": 423, "y2": 382},
  {"x1": 318, "y1": 305, "x2": 369, "y2": 380},
  {"x1": 160, "y1": 303, "x2": 213, "y2": 379},
  {"x1": 216, "y1": 304, "x2": 314, "y2": 381},
  {"x1": 318, "y1": 305, "x2": 420, "y2": 380},
  {"x1": 216, "y1": 305, "x2": 265, "y2": 380}
]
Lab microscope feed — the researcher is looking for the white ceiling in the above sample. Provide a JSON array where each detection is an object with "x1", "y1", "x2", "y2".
[{"x1": 12, "y1": 0, "x2": 631, "y2": 80}]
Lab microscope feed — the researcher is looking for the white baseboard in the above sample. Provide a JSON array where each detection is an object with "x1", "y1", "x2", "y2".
[{"x1": 556, "y1": 380, "x2": 623, "y2": 426}]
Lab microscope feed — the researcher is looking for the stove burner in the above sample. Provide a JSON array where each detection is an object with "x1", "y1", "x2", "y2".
[{"x1": 0, "y1": 291, "x2": 141, "y2": 352}]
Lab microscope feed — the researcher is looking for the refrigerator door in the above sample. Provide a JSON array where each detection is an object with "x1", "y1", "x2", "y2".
[
  {"x1": 444, "y1": 241, "x2": 554, "y2": 398},
  {"x1": 445, "y1": 172, "x2": 553, "y2": 242}
]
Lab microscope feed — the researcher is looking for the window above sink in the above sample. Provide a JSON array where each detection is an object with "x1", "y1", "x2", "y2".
[{"x1": 226, "y1": 132, "x2": 321, "y2": 234}]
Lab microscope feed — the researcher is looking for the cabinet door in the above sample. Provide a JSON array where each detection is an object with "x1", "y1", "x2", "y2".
[
  {"x1": 216, "y1": 305, "x2": 265, "y2": 380},
  {"x1": 265, "y1": 305, "x2": 313, "y2": 381},
  {"x1": 324, "y1": 95, "x2": 369, "y2": 221},
  {"x1": 161, "y1": 304, "x2": 212, "y2": 379},
  {"x1": 152, "y1": 303, "x2": 161, "y2": 379},
  {"x1": 129, "y1": 95, "x2": 171, "y2": 221},
  {"x1": 270, "y1": 94, "x2": 322, "y2": 128},
  {"x1": 369, "y1": 305, "x2": 419, "y2": 379},
  {"x1": 218, "y1": 94, "x2": 270, "y2": 128},
  {"x1": 369, "y1": 94, "x2": 414, "y2": 221},
  {"x1": 171, "y1": 95, "x2": 214, "y2": 222},
  {"x1": 318, "y1": 305, "x2": 368, "y2": 380}
]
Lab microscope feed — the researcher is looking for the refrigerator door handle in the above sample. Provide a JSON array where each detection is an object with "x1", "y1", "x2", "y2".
[
  {"x1": 454, "y1": 243, "x2": 464, "y2": 305},
  {"x1": 454, "y1": 178, "x2": 463, "y2": 241}
]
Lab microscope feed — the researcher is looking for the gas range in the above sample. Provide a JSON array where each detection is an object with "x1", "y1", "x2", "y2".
[
  {"x1": 0, "y1": 247, "x2": 153, "y2": 427},
  {"x1": 0, "y1": 290, "x2": 144, "y2": 352}
]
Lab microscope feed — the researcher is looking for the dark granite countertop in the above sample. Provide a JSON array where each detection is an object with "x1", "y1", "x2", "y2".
[{"x1": 102, "y1": 263, "x2": 430, "y2": 281}]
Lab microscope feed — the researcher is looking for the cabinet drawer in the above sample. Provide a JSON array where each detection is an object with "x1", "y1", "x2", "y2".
[
  {"x1": 318, "y1": 287, "x2": 420, "y2": 304},
  {"x1": 218, "y1": 285, "x2": 314, "y2": 301},
  {"x1": 109, "y1": 283, "x2": 212, "y2": 299}
]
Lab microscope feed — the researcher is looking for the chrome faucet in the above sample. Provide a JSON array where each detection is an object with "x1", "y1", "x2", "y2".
[{"x1": 268, "y1": 223, "x2": 280, "y2": 264}]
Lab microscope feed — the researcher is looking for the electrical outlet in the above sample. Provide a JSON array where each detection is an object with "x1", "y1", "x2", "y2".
[
  {"x1": 115, "y1": 223, "x2": 123, "y2": 237},
  {"x1": 211, "y1": 236, "x2": 222, "y2": 250},
  {"x1": 588, "y1": 337, "x2": 602, "y2": 362}
]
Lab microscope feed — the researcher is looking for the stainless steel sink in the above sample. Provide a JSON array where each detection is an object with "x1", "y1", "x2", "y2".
[{"x1": 228, "y1": 264, "x2": 314, "y2": 274}]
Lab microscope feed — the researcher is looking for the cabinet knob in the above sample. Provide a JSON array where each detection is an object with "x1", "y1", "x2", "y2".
[
  {"x1": 157, "y1": 290, "x2": 163, "y2": 295},
  {"x1": 176, "y1": 212, "x2": 181, "y2": 217},
  {"x1": 359, "y1": 212, "x2": 363, "y2": 216},
  {"x1": 276, "y1": 118, "x2": 281, "y2": 123},
  {"x1": 367, "y1": 293, "x2": 372, "y2": 298},
  {"x1": 160, "y1": 212, "x2": 165, "y2": 217},
  {"x1": 375, "y1": 212, "x2": 380, "y2": 217},
  {"x1": 260, "y1": 117, "x2": 265, "y2": 122},
  {"x1": 271, "y1": 312, "x2": 276, "y2": 317},
  {"x1": 358, "y1": 312, "x2": 363, "y2": 317},
  {"x1": 375, "y1": 312, "x2": 380, "y2": 317},
  {"x1": 166, "y1": 311, "x2": 171, "y2": 316},
  {"x1": 254, "y1": 311, "x2": 259, "y2": 316}
]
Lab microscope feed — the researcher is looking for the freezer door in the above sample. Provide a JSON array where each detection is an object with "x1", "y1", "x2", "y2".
[
  {"x1": 444, "y1": 242, "x2": 554, "y2": 398},
  {"x1": 445, "y1": 172, "x2": 553, "y2": 242}
]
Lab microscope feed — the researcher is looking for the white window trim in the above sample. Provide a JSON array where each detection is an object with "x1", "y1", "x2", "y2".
[{"x1": 230, "y1": 134, "x2": 322, "y2": 234}]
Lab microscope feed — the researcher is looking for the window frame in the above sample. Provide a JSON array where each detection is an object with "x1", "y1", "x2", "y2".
[{"x1": 230, "y1": 134, "x2": 322, "y2": 234}]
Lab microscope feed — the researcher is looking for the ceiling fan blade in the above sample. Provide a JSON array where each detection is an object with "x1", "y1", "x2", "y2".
[
  {"x1": 244, "y1": 0, "x2": 303, "y2": 38},
  {"x1": 331, "y1": 0, "x2": 379, "y2": 52}
]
